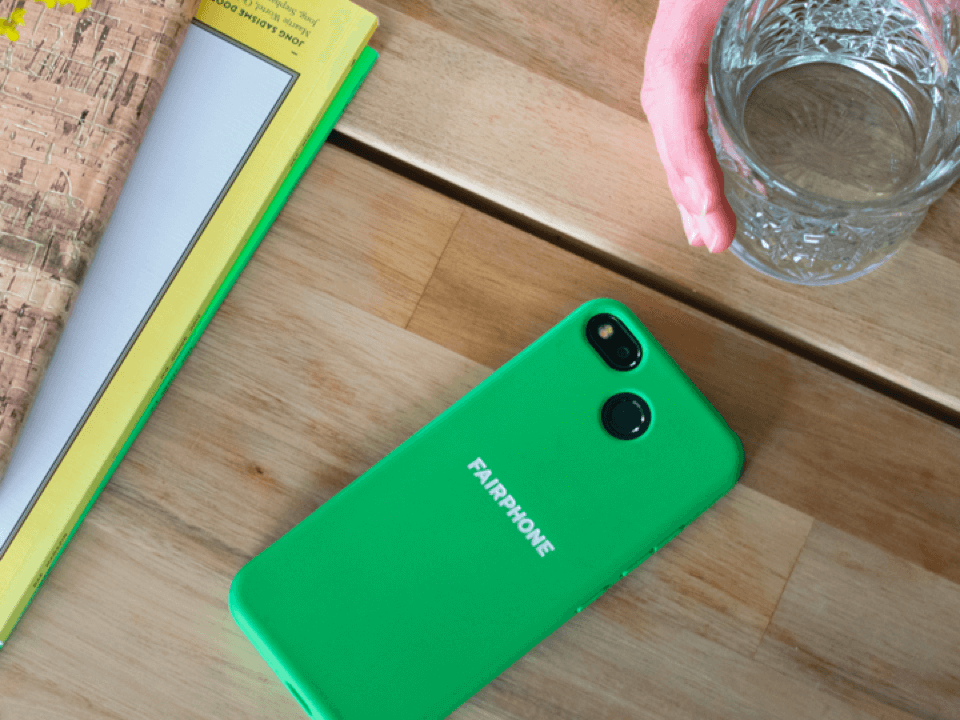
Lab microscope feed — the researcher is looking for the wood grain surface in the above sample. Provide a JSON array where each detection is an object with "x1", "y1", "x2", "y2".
[
  {"x1": 1, "y1": 144, "x2": 957, "y2": 719},
  {"x1": 339, "y1": 0, "x2": 960, "y2": 417}
]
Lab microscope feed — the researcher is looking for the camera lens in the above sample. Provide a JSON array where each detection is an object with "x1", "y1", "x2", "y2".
[
  {"x1": 601, "y1": 393, "x2": 651, "y2": 440},
  {"x1": 586, "y1": 313, "x2": 642, "y2": 371}
]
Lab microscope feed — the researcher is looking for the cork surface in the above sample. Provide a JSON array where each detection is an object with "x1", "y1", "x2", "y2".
[{"x1": 0, "y1": 0, "x2": 198, "y2": 473}]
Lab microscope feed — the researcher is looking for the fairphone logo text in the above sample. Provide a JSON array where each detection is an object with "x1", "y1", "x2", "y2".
[{"x1": 468, "y1": 458, "x2": 556, "y2": 557}]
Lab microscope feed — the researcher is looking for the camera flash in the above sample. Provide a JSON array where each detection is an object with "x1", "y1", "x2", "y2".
[{"x1": 598, "y1": 324, "x2": 614, "y2": 340}]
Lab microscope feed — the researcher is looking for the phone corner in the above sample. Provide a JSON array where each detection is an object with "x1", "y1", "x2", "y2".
[
  {"x1": 227, "y1": 561, "x2": 255, "y2": 628},
  {"x1": 576, "y1": 297, "x2": 630, "y2": 317},
  {"x1": 725, "y1": 429, "x2": 746, "y2": 490}
]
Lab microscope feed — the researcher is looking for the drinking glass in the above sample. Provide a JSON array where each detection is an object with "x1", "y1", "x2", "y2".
[{"x1": 708, "y1": 0, "x2": 960, "y2": 285}]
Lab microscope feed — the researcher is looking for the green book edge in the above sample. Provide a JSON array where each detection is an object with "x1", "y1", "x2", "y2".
[{"x1": 1, "y1": 45, "x2": 378, "y2": 649}]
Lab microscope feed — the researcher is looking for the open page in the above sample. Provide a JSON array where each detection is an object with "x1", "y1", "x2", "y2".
[{"x1": 0, "y1": 21, "x2": 294, "y2": 551}]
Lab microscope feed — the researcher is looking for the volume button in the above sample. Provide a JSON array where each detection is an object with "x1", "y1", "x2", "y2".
[
  {"x1": 621, "y1": 547, "x2": 656, "y2": 577},
  {"x1": 575, "y1": 582, "x2": 613, "y2": 613}
]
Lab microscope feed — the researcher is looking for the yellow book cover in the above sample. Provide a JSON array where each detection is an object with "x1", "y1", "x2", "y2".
[{"x1": 0, "y1": 0, "x2": 377, "y2": 646}]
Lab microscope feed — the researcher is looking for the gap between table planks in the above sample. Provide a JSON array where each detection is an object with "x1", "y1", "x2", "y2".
[{"x1": 338, "y1": 0, "x2": 960, "y2": 420}]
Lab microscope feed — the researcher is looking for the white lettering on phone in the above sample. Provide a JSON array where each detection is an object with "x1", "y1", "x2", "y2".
[{"x1": 468, "y1": 457, "x2": 556, "y2": 557}]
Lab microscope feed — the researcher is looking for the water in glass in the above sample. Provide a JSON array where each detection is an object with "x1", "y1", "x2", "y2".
[{"x1": 709, "y1": 0, "x2": 960, "y2": 284}]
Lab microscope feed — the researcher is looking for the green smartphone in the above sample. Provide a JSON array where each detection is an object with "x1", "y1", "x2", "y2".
[{"x1": 230, "y1": 298, "x2": 743, "y2": 719}]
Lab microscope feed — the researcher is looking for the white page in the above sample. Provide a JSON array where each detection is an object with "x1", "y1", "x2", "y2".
[{"x1": 0, "y1": 23, "x2": 293, "y2": 549}]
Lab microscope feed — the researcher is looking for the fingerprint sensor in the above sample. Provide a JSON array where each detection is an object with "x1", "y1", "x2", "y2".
[{"x1": 601, "y1": 393, "x2": 651, "y2": 440}]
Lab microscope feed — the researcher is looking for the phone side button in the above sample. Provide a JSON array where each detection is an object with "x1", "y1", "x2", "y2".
[
  {"x1": 575, "y1": 583, "x2": 613, "y2": 613},
  {"x1": 621, "y1": 548, "x2": 656, "y2": 577}
]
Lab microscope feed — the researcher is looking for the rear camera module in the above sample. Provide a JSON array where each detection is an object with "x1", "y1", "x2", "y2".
[{"x1": 586, "y1": 313, "x2": 642, "y2": 371}]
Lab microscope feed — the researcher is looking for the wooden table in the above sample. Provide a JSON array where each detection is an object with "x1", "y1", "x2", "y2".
[{"x1": 2, "y1": 1, "x2": 959, "y2": 717}]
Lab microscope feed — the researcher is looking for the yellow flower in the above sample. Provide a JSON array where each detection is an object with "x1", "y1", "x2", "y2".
[
  {"x1": 0, "y1": 8, "x2": 26, "y2": 42},
  {"x1": 2, "y1": 1, "x2": 90, "y2": 43}
]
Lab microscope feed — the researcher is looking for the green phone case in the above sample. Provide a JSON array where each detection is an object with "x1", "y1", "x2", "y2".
[{"x1": 230, "y1": 298, "x2": 743, "y2": 719}]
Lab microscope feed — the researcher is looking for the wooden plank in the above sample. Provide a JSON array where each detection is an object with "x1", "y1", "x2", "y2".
[
  {"x1": 407, "y1": 209, "x2": 960, "y2": 585},
  {"x1": 118, "y1": 272, "x2": 490, "y2": 559},
  {"x1": 603, "y1": 486, "x2": 813, "y2": 658},
  {"x1": 377, "y1": 0, "x2": 653, "y2": 119},
  {"x1": 334, "y1": 0, "x2": 960, "y2": 414},
  {"x1": 0, "y1": 491, "x2": 298, "y2": 720},
  {"x1": 755, "y1": 523, "x2": 960, "y2": 719},
  {"x1": 268, "y1": 144, "x2": 463, "y2": 328},
  {"x1": 467, "y1": 612, "x2": 919, "y2": 720}
]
